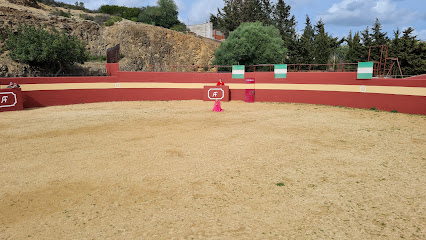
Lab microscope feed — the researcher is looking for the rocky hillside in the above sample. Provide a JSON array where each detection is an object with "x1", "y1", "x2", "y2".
[{"x1": 0, "y1": 0, "x2": 220, "y2": 77}]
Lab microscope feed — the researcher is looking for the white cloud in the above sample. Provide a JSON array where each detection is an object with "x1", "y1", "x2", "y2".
[
  {"x1": 174, "y1": 0, "x2": 185, "y2": 11},
  {"x1": 318, "y1": 0, "x2": 419, "y2": 27},
  {"x1": 413, "y1": 29, "x2": 426, "y2": 41},
  {"x1": 186, "y1": 0, "x2": 224, "y2": 25}
]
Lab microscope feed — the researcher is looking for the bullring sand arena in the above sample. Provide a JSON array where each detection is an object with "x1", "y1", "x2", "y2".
[{"x1": 0, "y1": 100, "x2": 425, "y2": 239}]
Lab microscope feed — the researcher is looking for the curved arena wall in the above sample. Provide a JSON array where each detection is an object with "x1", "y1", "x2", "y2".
[{"x1": 1, "y1": 67, "x2": 425, "y2": 114}]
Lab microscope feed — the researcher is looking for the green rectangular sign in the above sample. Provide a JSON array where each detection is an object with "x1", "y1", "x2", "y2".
[
  {"x1": 232, "y1": 65, "x2": 245, "y2": 79},
  {"x1": 274, "y1": 64, "x2": 287, "y2": 78},
  {"x1": 357, "y1": 62, "x2": 374, "y2": 79}
]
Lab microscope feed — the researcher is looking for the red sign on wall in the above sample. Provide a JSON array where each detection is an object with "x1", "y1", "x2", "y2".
[
  {"x1": 203, "y1": 86, "x2": 230, "y2": 102},
  {"x1": 245, "y1": 78, "x2": 255, "y2": 103},
  {"x1": 0, "y1": 89, "x2": 23, "y2": 112},
  {"x1": 208, "y1": 88, "x2": 224, "y2": 100}
]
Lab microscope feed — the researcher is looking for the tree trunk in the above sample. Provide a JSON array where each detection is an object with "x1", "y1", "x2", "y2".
[{"x1": 54, "y1": 61, "x2": 63, "y2": 77}]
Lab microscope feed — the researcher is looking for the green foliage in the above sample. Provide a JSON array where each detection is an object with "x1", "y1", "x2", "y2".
[
  {"x1": 212, "y1": 0, "x2": 276, "y2": 34},
  {"x1": 369, "y1": 18, "x2": 389, "y2": 62},
  {"x1": 395, "y1": 27, "x2": 426, "y2": 76},
  {"x1": 345, "y1": 31, "x2": 363, "y2": 63},
  {"x1": 138, "y1": 6, "x2": 160, "y2": 25},
  {"x1": 79, "y1": 14, "x2": 95, "y2": 21},
  {"x1": 273, "y1": 1, "x2": 296, "y2": 46},
  {"x1": 98, "y1": 5, "x2": 142, "y2": 20},
  {"x1": 98, "y1": 1, "x2": 185, "y2": 30},
  {"x1": 4, "y1": 24, "x2": 88, "y2": 75},
  {"x1": 298, "y1": 15, "x2": 314, "y2": 64},
  {"x1": 88, "y1": 55, "x2": 107, "y2": 62},
  {"x1": 276, "y1": 182, "x2": 285, "y2": 187},
  {"x1": 53, "y1": 9, "x2": 71, "y2": 18},
  {"x1": 371, "y1": 18, "x2": 388, "y2": 45},
  {"x1": 170, "y1": 23, "x2": 188, "y2": 33},
  {"x1": 93, "y1": 14, "x2": 111, "y2": 25},
  {"x1": 213, "y1": 22, "x2": 286, "y2": 66},
  {"x1": 37, "y1": 0, "x2": 94, "y2": 13},
  {"x1": 104, "y1": 16, "x2": 122, "y2": 26},
  {"x1": 313, "y1": 20, "x2": 330, "y2": 64},
  {"x1": 212, "y1": 1, "x2": 301, "y2": 64},
  {"x1": 311, "y1": 20, "x2": 343, "y2": 64},
  {"x1": 138, "y1": 0, "x2": 180, "y2": 29}
]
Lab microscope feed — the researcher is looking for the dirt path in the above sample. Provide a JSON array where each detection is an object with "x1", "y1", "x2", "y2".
[{"x1": 0, "y1": 101, "x2": 425, "y2": 239}]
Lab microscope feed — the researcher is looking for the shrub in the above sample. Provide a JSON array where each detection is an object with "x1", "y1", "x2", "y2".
[
  {"x1": 170, "y1": 23, "x2": 188, "y2": 33},
  {"x1": 105, "y1": 16, "x2": 122, "y2": 26},
  {"x1": 79, "y1": 14, "x2": 95, "y2": 21},
  {"x1": 88, "y1": 55, "x2": 107, "y2": 62},
  {"x1": 53, "y1": 10, "x2": 71, "y2": 18},
  {"x1": 93, "y1": 14, "x2": 111, "y2": 25},
  {"x1": 4, "y1": 24, "x2": 88, "y2": 76}
]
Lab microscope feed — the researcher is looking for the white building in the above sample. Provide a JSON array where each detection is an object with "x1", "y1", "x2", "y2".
[{"x1": 187, "y1": 22, "x2": 225, "y2": 41}]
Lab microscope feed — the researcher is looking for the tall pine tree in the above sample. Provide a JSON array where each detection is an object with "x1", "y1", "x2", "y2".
[
  {"x1": 273, "y1": 0, "x2": 297, "y2": 63},
  {"x1": 369, "y1": 18, "x2": 389, "y2": 62},
  {"x1": 399, "y1": 27, "x2": 426, "y2": 75},
  {"x1": 299, "y1": 15, "x2": 314, "y2": 64},
  {"x1": 313, "y1": 20, "x2": 331, "y2": 64},
  {"x1": 345, "y1": 31, "x2": 363, "y2": 63},
  {"x1": 211, "y1": 0, "x2": 244, "y2": 34},
  {"x1": 360, "y1": 26, "x2": 373, "y2": 61}
]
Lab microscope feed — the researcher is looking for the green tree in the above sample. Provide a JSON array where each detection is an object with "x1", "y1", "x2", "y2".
[
  {"x1": 298, "y1": 15, "x2": 314, "y2": 64},
  {"x1": 213, "y1": 22, "x2": 286, "y2": 66},
  {"x1": 138, "y1": 0, "x2": 181, "y2": 29},
  {"x1": 360, "y1": 26, "x2": 372, "y2": 61},
  {"x1": 345, "y1": 31, "x2": 363, "y2": 63},
  {"x1": 99, "y1": 5, "x2": 142, "y2": 20},
  {"x1": 273, "y1": 0, "x2": 297, "y2": 62},
  {"x1": 398, "y1": 27, "x2": 426, "y2": 75},
  {"x1": 313, "y1": 20, "x2": 330, "y2": 64},
  {"x1": 371, "y1": 18, "x2": 388, "y2": 45},
  {"x1": 211, "y1": 0, "x2": 244, "y2": 35},
  {"x1": 138, "y1": 6, "x2": 159, "y2": 25},
  {"x1": 4, "y1": 24, "x2": 88, "y2": 76},
  {"x1": 260, "y1": 0, "x2": 274, "y2": 25},
  {"x1": 212, "y1": 0, "x2": 277, "y2": 36},
  {"x1": 156, "y1": 0, "x2": 180, "y2": 28},
  {"x1": 368, "y1": 18, "x2": 389, "y2": 61},
  {"x1": 242, "y1": 0, "x2": 262, "y2": 22}
]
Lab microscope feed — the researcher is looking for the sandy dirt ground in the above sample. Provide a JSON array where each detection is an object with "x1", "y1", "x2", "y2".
[{"x1": 0, "y1": 100, "x2": 425, "y2": 239}]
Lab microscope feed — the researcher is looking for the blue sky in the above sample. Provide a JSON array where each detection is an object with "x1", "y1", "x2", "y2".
[{"x1": 62, "y1": 0, "x2": 426, "y2": 40}]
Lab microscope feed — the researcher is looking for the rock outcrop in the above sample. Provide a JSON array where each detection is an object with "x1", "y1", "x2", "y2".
[{"x1": 0, "y1": 0, "x2": 220, "y2": 77}]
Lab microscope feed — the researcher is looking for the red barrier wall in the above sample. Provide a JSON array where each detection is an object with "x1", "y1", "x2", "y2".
[{"x1": 1, "y1": 67, "x2": 425, "y2": 115}]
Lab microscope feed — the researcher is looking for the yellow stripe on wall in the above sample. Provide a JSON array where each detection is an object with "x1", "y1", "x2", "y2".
[
  {"x1": 253, "y1": 84, "x2": 426, "y2": 96},
  {"x1": 19, "y1": 82, "x2": 426, "y2": 97},
  {"x1": 20, "y1": 82, "x2": 206, "y2": 91}
]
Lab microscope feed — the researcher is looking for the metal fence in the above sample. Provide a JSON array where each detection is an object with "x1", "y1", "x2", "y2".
[{"x1": 135, "y1": 63, "x2": 359, "y2": 73}]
